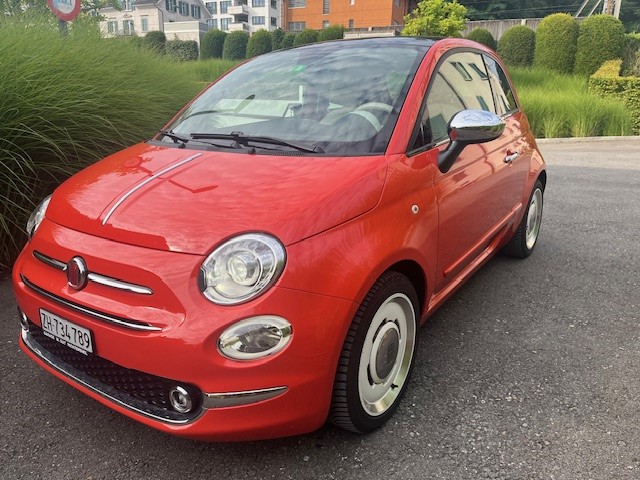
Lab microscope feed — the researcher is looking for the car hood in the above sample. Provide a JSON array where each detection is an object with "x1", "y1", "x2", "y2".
[{"x1": 47, "y1": 144, "x2": 388, "y2": 254}]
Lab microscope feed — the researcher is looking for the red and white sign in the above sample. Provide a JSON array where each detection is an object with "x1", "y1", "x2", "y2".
[{"x1": 48, "y1": 0, "x2": 81, "y2": 22}]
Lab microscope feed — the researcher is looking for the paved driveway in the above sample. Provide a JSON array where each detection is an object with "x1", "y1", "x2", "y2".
[{"x1": 1, "y1": 137, "x2": 639, "y2": 479}]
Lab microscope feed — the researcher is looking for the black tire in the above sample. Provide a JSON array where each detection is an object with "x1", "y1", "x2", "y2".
[
  {"x1": 329, "y1": 271, "x2": 419, "y2": 433},
  {"x1": 503, "y1": 180, "x2": 544, "y2": 259}
]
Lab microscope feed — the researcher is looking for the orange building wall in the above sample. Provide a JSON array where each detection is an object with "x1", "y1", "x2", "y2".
[{"x1": 286, "y1": 0, "x2": 409, "y2": 31}]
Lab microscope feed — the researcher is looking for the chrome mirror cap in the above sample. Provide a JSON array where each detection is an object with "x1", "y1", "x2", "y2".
[{"x1": 449, "y1": 109, "x2": 505, "y2": 144}]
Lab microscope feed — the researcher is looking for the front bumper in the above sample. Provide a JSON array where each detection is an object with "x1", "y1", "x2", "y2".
[{"x1": 13, "y1": 220, "x2": 357, "y2": 440}]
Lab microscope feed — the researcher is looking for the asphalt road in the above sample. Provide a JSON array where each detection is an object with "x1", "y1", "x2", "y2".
[{"x1": 1, "y1": 137, "x2": 639, "y2": 480}]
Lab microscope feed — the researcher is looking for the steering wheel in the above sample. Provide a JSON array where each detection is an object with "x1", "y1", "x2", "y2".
[
  {"x1": 349, "y1": 102, "x2": 393, "y2": 132},
  {"x1": 355, "y1": 102, "x2": 393, "y2": 115}
]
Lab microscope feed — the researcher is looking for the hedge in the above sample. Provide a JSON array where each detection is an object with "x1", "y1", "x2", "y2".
[
  {"x1": 293, "y1": 29, "x2": 319, "y2": 46},
  {"x1": 574, "y1": 15, "x2": 625, "y2": 76},
  {"x1": 589, "y1": 59, "x2": 640, "y2": 134},
  {"x1": 622, "y1": 33, "x2": 640, "y2": 76},
  {"x1": 143, "y1": 31, "x2": 166, "y2": 54},
  {"x1": 497, "y1": 25, "x2": 535, "y2": 68},
  {"x1": 318, "y1": 25, "x2": 345, "y2": 42},
  {"x1": 201, "y1": 29, "x2": 227, "y2": 59},
  {"x1": 271, "y1": 28, "x2": 285, "y2": 50},
  {"x1": 247, "y1": 29, "x2": 272, "y2": 57},
  {"x1": 166, "y1": 40, "x2": 199, "y2": 61},
  {"x1": 281, "y1": 32, "x2": 296, "y2": 49},
  {"x1": 534, "y1": 13, "x2": 578, "y2": 74},
  {"x1": 466, "y1": 28, "x2": 496, "y2": 51},
  {"x1": 222, "y1": 31, "x2": 249, "y2": 60}
]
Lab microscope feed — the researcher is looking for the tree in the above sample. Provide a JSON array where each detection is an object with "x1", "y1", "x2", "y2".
[
  {"x1": 466, "y1": 27, "x2": 497, "y2": 49},
  {"x1": 497, "y1": 25, "x2": 535, "y2": 67},
  {"x1": 402, "y1": 0, "x2": 467, "y2": 37},
  {"x1": 271, "y1": 27, "x2": 285, "y2": 50},
  {"x1": 534, "y1": 13, "x2": 579, "y2": 73},
  {"x1": 318, "y1": 24, "x2": 345, "y2": 41},
  {"x1": 201, "y1": 29, "x2": 227, "y2": 59},
  {"x1": 293, "y1": 28, "x2": 319, "y2": 46},
  {"x1": 222, "y1": 31, "x2": 249, "y2": 60}
]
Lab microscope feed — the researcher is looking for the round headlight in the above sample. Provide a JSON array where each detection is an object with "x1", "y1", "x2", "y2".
[
  {"x1": 218, "y1": 316, "x2": 292, "y2": 360},
  {"x1": 26, "y1": 195, "x2": 51, "y2": 240},
  {"x1": 199, "y1": 233, "x2": 286, "y2": 305}
]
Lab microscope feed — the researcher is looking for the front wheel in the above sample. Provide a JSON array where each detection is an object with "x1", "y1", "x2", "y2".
[
  {"x1": 503, "y1": 179, "x2": 544, "y2": 258},
  {"x1": 329, "y1": 272, "x2": 418, "y2": 433}
]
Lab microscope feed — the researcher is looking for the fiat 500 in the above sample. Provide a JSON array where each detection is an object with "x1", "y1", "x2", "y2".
[{"x1": 13, "y1": 37, "x2": 545, "y2": 441}]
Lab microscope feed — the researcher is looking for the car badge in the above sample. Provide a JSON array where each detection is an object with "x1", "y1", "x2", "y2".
[{"x1": 67, "y1": 256, "x2": 89, "y2": 290}]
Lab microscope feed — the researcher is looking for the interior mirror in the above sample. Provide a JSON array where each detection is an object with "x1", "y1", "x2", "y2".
[{"x1": 438, "y1": 110, "x2": 505, "y2": 173}]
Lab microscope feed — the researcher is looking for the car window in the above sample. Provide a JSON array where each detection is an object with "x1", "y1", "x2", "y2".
[
  {"x1": 164, "y1": 39, "x2": 432, "y2": 155},
  {"x1": 483, "y1": 54, "x2": 518, "y2": 116},
  {"x1": 411, "y1": 51, "x2": 495, "y2": 151}
]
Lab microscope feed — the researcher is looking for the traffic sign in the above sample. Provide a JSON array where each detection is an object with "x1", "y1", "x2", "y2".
[{"x1": 48, "y1": 0, "x2": 81, "y2": 22}]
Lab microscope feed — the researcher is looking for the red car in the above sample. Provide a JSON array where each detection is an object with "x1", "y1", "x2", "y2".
[{"x1": 13, "y1": 37, "x2": 545, "y2": 441}]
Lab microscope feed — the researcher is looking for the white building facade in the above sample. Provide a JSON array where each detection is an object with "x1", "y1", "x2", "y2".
[
  {"x1": 204, "y1": 0, "x2": 281, "y2": 34},
  {"x1": 99, "y1": 0, "x2": 213, "y2": 47}
]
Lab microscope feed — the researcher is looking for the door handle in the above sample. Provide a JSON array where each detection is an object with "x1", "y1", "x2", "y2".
[{"x1": 504, "y1": 151, "x2": 519, "y2": 163}]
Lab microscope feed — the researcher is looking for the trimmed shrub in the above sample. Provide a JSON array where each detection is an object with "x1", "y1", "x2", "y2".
[
  {"x1": 247, "y1": 29, "x2": 273, "y2": 57},
  {"x1": 534, "y1": 13, "x2": 579, "y2": 74},
  {"x1": 574, "y1": 15, "x2": 625, "y2": 76},
  {"x1": 466, "y1": 28, "x2": 496, "y2": 50},
  {"x1": 271, "y1": 28, "x2": 285, "y2": 50},
  {"x1": 293, "y1": 29, "x2": 319, "y2": 46},
  {"x1": 281, "y1": 32, "x2": 296, "y2": 49},
  {"x1": 318, "y1": 24, "x2": 345, "y2": 42},
  {"x1": 222, "y1": 31, "x2": 249, "y2": 59},
  {"x1": 497, "y1": 25, "x2": 535, "y2": 67},
  {"x1": 201, "y1": 29, "x2": 227, "y2": 59},
  {"x1": 589, "y1": 59, "x2": 640, "y2": 133},
  {"x1": 166, "y1": 39, "x2": 199, "y2": 61},
  {"x1": 143, "y1": 30, "x2": 166, "y2": 54},
  {"x1": 622, "y1": 33, "x2": 640, "y2": 76}
]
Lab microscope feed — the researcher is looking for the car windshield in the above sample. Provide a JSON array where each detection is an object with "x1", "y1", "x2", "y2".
[{"x1": 162, "y1": 38, "x2": 432, "y2": 155}]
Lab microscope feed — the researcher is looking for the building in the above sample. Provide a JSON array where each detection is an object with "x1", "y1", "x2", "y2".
[
  {"x1": 204, "y1": 0, "x2": 283, "y2": 33},
  {"x1": 284, "y1": 0, "x2": 409, "y2": 32},
  {"x1": 99, "y1": 0, "x2": 211, "y2": 52}
]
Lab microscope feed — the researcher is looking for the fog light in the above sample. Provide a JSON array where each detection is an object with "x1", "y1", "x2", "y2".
[
  {"x1": 169, "y1": 386, "x2": 193, "y2": 414},
  {"x1": 218, "y1": 316, "x2": 292, "y2": 361},
  {"x1": 19, "y1": 311, "x2": 29, "y2": 332}
]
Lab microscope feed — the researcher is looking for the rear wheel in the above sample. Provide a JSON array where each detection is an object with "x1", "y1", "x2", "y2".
[
  {"x1": 329, "y1": 272, "x2": 418, "y2": 433},
  {"x1": 503, "y1": 180, "x2": 544, "y2": 258}
]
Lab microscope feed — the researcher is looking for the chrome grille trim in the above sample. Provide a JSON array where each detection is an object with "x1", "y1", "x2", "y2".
[
  {"x1": 33, "y1": 251, "x2": 153, "y2": 295},
  {"x1": 203, "y1": 386, "x2": 288, "y2": 409},
  {"x1": 20, "y1": 274, "x2": 161, "y2": 332},
  {"x1": 21, "y1": 327, "x2": 201, "y2": 425},
  {"x1": 101, "y1": 152, "x2": 203, "y2": 225}
]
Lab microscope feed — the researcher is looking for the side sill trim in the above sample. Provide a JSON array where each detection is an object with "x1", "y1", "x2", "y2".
[{"x1": 20, "y1": 274, "x2": 161, "y2": 332}]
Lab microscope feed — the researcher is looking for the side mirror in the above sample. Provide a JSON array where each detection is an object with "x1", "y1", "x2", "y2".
[{"x1": 437, "y1": 110, "x2": 505, "y2": 173}]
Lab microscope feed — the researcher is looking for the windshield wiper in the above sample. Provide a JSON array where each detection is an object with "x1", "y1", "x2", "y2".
[
  {"x1": 190, "y1": 131, "x2": 324, "y2": 154},
  {"x1": 157, "y1": 130, "x2": 243, "y2": 151}
]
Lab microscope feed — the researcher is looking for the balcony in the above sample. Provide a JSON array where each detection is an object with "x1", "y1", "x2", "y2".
[
  {"x1": 228, "y1": 4, "x2": 248, "y2": 15},
  {"x1": 228, "y1": 21, "x2": 249, "y2": 32}
]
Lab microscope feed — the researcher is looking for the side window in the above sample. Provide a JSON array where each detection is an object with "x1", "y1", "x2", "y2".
[
  {"x1": 411, "y1": 51, "x2": 494, "y2": 150},
  {"x1": 483, "y1": 54, "x2": 518, "y2": 116}
]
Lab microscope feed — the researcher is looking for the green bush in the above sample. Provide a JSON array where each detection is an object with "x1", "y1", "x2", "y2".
[
  {"x1": 293, "y1": 29, "x2": 319, "y2": 46},
  {"x1": 318, "y1": 25, "x2": 345, "y2": 42},
  {"x1": 589, "y1": 59, "x2": 640, "y2": 133},
  {"x1": 281, "y1": 32, "x2": 296, "y2": 48},
  {"x1": 222, "y1": 31, "x2": 249, "y2": 60},
  {"x1": 271, "y1": 28, "x2": 285, "y2": 50},
  {"x1": 574, "y1": 15, "x2": 625, "y2": 76},
  {"x1": 497, "y1": 25, "x2": 535, "y2": 67},
  {"x1": 534, "y1": 13, "x2": 579, "y2": 74},
  {"x1": 466, "y1": 28, "x2": 496, "y2": 50},
  {"x1": 201, "y1": 29, "x2": 227, "y2": 59},
  {"x1": 166, "y1": 39, "x2": 199, "y2": 61},
  {"x1": 247, "y1": 29, "x2": 272, "y2": 57},
  {"x1": 0, "y1": 16, "x2": 202, "y2": 270},
  {"x1": 142, "y1": 30, "x2": 166, "y2": 54},
  {"x1": 622, "y1": 33, "x2": 640, "y2": 76}
]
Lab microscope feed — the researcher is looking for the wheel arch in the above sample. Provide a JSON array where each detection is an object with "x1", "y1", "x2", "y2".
[{"x1": 386, "y1": 260, "x2": 427, "y2": 321}]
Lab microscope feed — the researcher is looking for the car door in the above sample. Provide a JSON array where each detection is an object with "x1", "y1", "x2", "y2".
[{"x1": 409, "y1": 49, "x2": 523, "y2": 292}]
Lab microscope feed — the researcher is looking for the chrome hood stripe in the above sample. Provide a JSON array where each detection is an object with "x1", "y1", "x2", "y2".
[{"x1": 101, "y1": 152, "x2": 203, "y2": 226}]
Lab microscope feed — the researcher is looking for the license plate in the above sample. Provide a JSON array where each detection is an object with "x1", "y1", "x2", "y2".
[{"x1": 40, "y1": 309, "x2": 94, "y2": 355}]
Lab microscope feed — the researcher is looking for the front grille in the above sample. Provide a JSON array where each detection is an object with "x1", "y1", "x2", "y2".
[{"x1": 24, "y1": 322, "x2": 203, "y2": 424}]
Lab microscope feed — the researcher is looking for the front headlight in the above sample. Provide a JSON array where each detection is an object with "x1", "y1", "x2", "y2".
[
  {"x1": 199, "y1": 233, "x2": 286, "y2": 305},
  {"x1": 26, "y1": 195, "x2": 51, "y2": 240}
]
